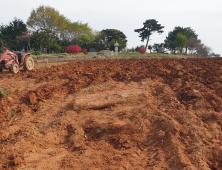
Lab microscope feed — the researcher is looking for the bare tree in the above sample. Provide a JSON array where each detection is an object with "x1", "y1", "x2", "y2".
[
  {"x1": 187, "y1": 38, "x2": 212, "y2": 57},
  {"x1": 196, "y1": 43, "x2": 212, "y2": 57},
  {"x1": 16, "y1": 32, "x2": 33, "y2": 51},
  {"x1": 187, "y1": 37, "x2": 200, "y2": 55}
]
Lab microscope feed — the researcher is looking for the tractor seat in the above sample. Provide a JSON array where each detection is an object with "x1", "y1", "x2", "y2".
[{"x1": 17, "y1": 53, "x2": 22, "y2": 63}]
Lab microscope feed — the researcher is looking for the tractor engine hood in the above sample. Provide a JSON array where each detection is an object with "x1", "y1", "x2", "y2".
[{"x1": 0, "y1": 55, "x2": 13, "y2": 63}]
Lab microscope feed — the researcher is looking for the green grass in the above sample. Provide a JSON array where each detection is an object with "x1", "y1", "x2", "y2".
[
  {"x1": 33, "y1": 52, "x2": 194, "y2": 59},
  {"x1": 36, "y1": 62, "x2": 68, "y2": 68},
  {"x1": 115, "y1": 52, "x2": 189, "y2": 58},
  {"x1": 103, "y1": 84, "x2": 109, "y2": 87},
  {"x1": 32, "y1": 53, "x2": 69, "y2": 58},
  {"x1": 0, "y1": 88, "x2": 6, "y2": 97},
  {"x1": 47, "y1": 62, "x2": 67, "y2": 65},
  {"x1": 82, "y1": 86, "x2": 94, "y2": 93},
  {"x1": 81, "y1": 83, "x2": 110, "y2": 94},
  {"x1": 11, "y1": 108, "x2": 16, "y2": 117},
  {"x1": 32, "y1": 52, "x2": 87, "y2": 59}
]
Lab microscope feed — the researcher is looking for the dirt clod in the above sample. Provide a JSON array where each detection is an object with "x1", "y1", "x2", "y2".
[
  {"x1": 29, "y1": 92, "x2": 37, "y2": 105},
  {"x1": 157, "y1": 130, "x2": 165, "y2": 139}
]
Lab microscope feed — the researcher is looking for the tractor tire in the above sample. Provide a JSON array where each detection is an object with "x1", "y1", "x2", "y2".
[
  {"x1": 24, "y1": 56, "x2": 34, "y2": 71},
  {"x1": 0, "y1": 68, "x2": 3, "y2": 72},
  {"x1": 11, "y1": 63, "x2": 19, "y2": 74}
]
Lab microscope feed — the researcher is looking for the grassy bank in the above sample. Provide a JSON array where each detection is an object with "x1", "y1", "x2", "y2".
[{"x1": 33, "y1": 52, "x2": 192, "y2": 59}]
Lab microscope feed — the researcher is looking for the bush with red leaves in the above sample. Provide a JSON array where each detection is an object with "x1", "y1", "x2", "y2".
[
  {"x1": 66, "y1": 45, "x2": 82, "y2": 54},
  {"x1": 82, "y1": 49, "x2": 88, "y2": 55},
  {"x1": 138, "y1": 47, "x2": 146, "y2": 54}
]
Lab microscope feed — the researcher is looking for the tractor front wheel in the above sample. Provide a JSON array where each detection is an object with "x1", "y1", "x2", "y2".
[
  {"x1": 24, "y1": 56, "x2": 34, "y2": 71},
  {"x1": 11, "y1": 63, "x2": 19, "y2": 74}
]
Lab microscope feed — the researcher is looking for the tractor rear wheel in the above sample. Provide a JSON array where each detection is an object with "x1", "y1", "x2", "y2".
[
  {"x1": 24, "y1": 56, "x2": 34, "y2": 71},
  {"x1": 11, "y1": 63, "x2": 19, "y2": 73},
  {"x1": 0, "y1": 68, "x2": 2, "y2": 72}
]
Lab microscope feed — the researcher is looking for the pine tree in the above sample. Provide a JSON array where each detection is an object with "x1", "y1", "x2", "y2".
[{"x1": 134, "y1": 19, "x2": 164, "y2": 49}]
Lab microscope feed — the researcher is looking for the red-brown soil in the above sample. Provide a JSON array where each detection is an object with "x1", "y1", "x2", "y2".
[{"x1": 1, "y1": 58, "x2": 222, "y2": 170}]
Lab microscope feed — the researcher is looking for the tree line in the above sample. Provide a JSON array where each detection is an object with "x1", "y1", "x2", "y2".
[
  {"x1": 0, "y1": 6, "x2": 219, "y2": 57},
  {"x1": 0, "y1": 5, "x2": 127, "y2": 54},
  {"x1": 133, "y1": 19, "x2": 219, "y2": 57}
]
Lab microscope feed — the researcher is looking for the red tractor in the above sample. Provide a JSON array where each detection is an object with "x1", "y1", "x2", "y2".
[{"x1": 0, "y1": 50, "x2": 35, "y2": 73}]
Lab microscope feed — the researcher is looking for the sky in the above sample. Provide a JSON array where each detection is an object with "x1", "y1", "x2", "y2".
[{"x1": 0, "y1": 0, "x2": 222, "y2": 55}]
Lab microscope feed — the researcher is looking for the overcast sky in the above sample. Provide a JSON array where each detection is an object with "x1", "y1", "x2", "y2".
[{"x1": 1, "y1": 0, "x2": 221, "y2": 55}]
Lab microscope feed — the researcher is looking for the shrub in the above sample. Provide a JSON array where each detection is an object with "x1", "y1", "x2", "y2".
[
  {"x1": 82, "y1": 49, "x2": 88, "y2": 55},
  {"x1": 97, "y1": 50, "x2": 115, "y2": 55},
  {"x1": 66, "y1": 45, "x2": 82, "y2": 54},
  {"x1": 32, "y1": 51, "x2": 41, "y2": 55},
  {"x1": 138, "y1": 47, "x2": 146, "y2": 54}
]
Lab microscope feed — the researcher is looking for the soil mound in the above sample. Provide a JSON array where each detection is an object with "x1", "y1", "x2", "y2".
[{"x1": 1, "y1": 58, "x2": 222, "y2": 169}]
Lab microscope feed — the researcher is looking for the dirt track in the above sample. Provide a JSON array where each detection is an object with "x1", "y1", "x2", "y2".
[{"x1": 1, "y1": 58, "x2": 222, "y2": 170}]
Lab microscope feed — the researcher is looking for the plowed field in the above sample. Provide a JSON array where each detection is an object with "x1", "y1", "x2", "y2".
[{"x1": 1, "y1": 58, "x2": 222, "y2": 170}]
